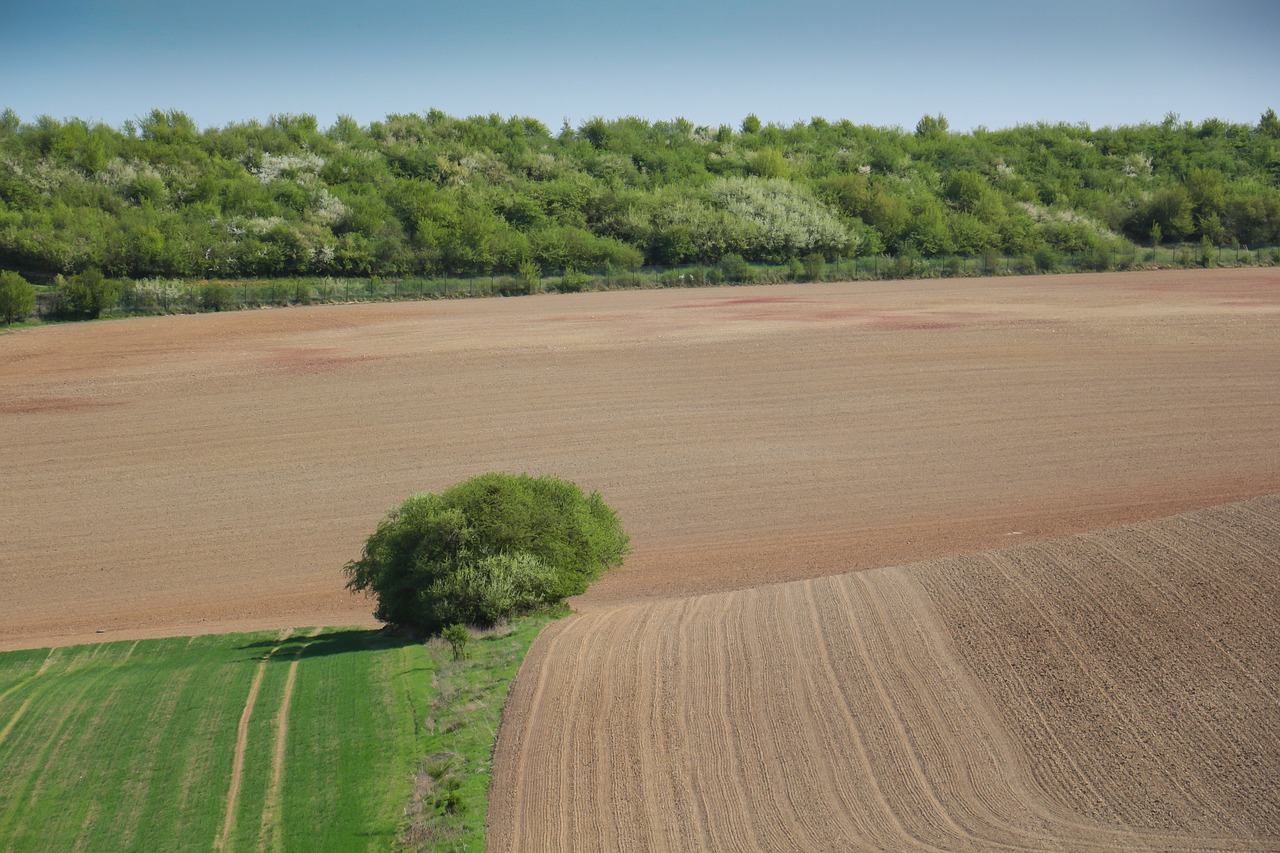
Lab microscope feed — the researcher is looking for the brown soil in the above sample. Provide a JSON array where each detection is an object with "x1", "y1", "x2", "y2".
[
  {"x1": 4, "y1": 267, "x2": 1279, "y2": 848},
  {"x1": 488, "y1": 496, "x2": 1280, "y2": 850},
  {"x1": 1, "y1": 269, "x2": 1278, "y2": 650}
]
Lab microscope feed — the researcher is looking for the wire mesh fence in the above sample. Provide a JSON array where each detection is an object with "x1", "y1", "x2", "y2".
[{"x1": 23, "y1": 242, "x2": 1280, "y2": 321}]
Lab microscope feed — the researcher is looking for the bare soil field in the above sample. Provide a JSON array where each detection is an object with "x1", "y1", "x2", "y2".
[
  {"x1": 489, "y1": 496, "x2": 1280, "y2": 850},
  {"x1": 2, "y1": 268, "x2": 1278, "y2": 649}
]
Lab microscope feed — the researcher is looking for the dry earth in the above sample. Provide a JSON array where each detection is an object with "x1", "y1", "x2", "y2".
[
  {"x1": 489, "y1": 496, "x2": 1280, "y2": 850},
  {"x1": 2, "y1": 269, "x2": 1277, "y2": 649},
  {"x1": 3, "y1": 268, "x2": 1279, "y2": 849}
]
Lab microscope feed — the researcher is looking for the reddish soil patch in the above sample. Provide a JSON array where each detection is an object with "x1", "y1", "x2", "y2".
[
  {"x1": 264, "y1": 347, "x2": 377, "y2": 374},
  {"x1": 1, "y1": 268, "x2": 1278, "y2": 649},
  {"x1": 0, "y1": 396, "x2": 123, "y2": 415}
]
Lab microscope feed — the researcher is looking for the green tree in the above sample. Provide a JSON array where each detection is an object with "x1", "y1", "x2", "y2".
[
  {"x1": 1259, "y1": 108, "x2": 1280, "y2": 139},
  {"x1": 914, "y1": 113, "x2": 950, "y2": 139},
  {"x1": 344, "y1": 473, "x2": 629, "y2": 635},
  {"x1": 0, "y1": 270, "x2": 36, "y2": 323}
]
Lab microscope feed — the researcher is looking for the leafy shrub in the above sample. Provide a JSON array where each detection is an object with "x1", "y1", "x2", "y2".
[
  {"x1": 718, "y1": 253, "x2": 752, "y2": 283},
  {"x1": 803, "y1": 253, "x2": 826, "y2": 281},
  {"x1": 200, "y1": 283, "x2": 237, "y2": 312},
  {"x1": 495, "y1": 276, "x2": 529, "y2": 296},
  {"x1": 518, "y1": 260, "x2": 542, "y2": 293},
  {"x1": 442, "y1": 624, "x2": 470, "y2": 660},
  {"x1": 54, "y1": 269, "x2": 118, "y2": 319},
  {"x1": 1033, "y1": 246, "x2": 1059, "y2": 272},
  {"x1": 131, "y1": 278, "x2": 185, "y2": 313},
  {"x1": 659, "y1": 269, "x2": 686, "y2": 287},
  {"x1": 344, "y1": 473, "x2": 629, "y2": 635},
  {"x1": 554, "y1": 269, "x2": 591, "y2": 293},
  {"x1": 0, "y1": 270, "x2": 36, "y2": 323}
]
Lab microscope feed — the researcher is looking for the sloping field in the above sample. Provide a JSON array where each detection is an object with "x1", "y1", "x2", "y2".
[
  {"x1": 2, "y1": 269, "x2": 1279, "y2": 649},
  {"x1": 488, "y1": 496, "x2": 1280, "y2": 850}
]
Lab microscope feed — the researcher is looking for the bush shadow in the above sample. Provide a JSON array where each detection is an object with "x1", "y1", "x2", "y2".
[{"x1": 237, "y1": 627, "x2": 417, "y2": 662}]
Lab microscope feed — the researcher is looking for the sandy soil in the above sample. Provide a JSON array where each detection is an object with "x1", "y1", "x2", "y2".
[
  {"x1": 488, "y1": 496, "x2": 1280, "y2": 850},
  {"x1": 3, "y1": 268, "x2": 1277, "y2": 650}
]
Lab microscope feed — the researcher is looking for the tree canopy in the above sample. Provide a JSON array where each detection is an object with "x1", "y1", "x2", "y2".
[
  {"x1": 2, "y1": 107, "x2": 1279, "y2": 281},
  {"x1": 344, "y1": 473, "x2": 629, "y2": 635}
]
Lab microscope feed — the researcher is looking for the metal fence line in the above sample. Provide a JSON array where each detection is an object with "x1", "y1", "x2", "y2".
[{"x1": 24, "y1": 243, "x2": 1280, "y2": 321}]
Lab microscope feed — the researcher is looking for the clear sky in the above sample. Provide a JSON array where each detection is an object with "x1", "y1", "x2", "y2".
[{"x1": 3, "y1": 0, "x2": 1277, "y2": 133}]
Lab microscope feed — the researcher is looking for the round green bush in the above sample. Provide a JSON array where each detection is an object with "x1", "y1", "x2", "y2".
[{"x1": 344, "y1": 473, "x2": 629, "y2": 635}]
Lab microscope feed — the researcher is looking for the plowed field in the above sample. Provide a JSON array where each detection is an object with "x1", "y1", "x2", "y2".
[
  {"x1": 2, "y1": 269, "x2": 1277, "y2": 649},
  {"x1": 489, "y1": 496, "x2": 1280, "y2": 850},
  {"x1": 3, "y1": 268, "x2": 1279, "y2": 848}
]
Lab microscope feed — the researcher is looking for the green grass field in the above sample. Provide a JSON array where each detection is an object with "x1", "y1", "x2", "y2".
[{"x1": 0, "y1": 619, "x2": 552, "y2": 852}]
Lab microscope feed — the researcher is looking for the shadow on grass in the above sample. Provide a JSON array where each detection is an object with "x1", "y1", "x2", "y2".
[{"x1": 237, "y1": 627, "x2": 418, "y2": 662}]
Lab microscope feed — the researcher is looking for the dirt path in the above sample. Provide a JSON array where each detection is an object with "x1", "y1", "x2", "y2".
[
  {"x1": 488, "y1": 496, "x2": 1280, "y2": 850},
  {"x1": 214, "y1": 629, "x2": 291, "y2": 852},
  {"x1": 256, "y1": 628, "x2": 320, "y2": 853},
  {"x1": 3, "y1": 269, "x2": 1278, "y2": 649}
]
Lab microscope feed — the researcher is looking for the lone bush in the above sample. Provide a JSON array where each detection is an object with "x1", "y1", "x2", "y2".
[
  {"x1": 344, "y1": 473, "x2": 629, "y2": 635},
  {"x1": 442, "y1": 624, "x2": 470, "y2": 660}
]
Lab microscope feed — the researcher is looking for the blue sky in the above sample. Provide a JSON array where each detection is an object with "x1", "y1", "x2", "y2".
[{"x1": 3, "y1": 0, "x2": 1278, "y2": 133}]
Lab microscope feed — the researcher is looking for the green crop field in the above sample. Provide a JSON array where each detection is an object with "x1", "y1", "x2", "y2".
[{"x1": 0, "y1": 620, "x2": 550, "y2": 852}]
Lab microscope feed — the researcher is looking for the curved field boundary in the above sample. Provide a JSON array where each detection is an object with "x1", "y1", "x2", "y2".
[
  {"x1": 3, "y1": 270, "x2": 1279, "y2": 651},
  {"x1": 489, "y1": 496, "x2": 1280, "y2": 850}
]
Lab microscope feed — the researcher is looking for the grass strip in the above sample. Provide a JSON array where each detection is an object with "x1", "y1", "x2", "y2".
[
  {"x1": 398, "y1": 608, "x2": 565, "y2": 852},
  {"x1": 0, "y1": 614, "x2": 558, "y2": 852}
]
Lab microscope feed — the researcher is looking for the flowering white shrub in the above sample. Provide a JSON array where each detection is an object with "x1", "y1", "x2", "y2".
[
  {"x1": 131, "y1": 278, "x2": 186, "y2": 312},
  {"x1": 309, "y1": 188, "x2": 347, "y2": 225},
  {"x1": 1122, "y1": 153, "x2": 1153, "y2": 178},
  {"x1": 706, "y1": 177, "x2": 853, "y2": 260},
  {"x1": 250, "y1": 152, "x2": 324, "y2": 184}
]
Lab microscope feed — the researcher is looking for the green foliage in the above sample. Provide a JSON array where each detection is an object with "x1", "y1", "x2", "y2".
[
  {"x1": 517, "y1": 259, "x2": 541, "y2": 293},
  {"x1": 199, "y1": 282, "x2": 236, "y2": 311},
  {"x1": 344, "y1": 473, "x2": 629, "y2": 635},
  {"x1": 717, "y1": 253, "x2": 752, "y2": 283},
  {"x1": 915, "y1": 113, "x2": 950, "y2": 139},
  {"x1": 0, "y1": 270, "x2": 36, "y2": 323},
  {"x1": 707, "y1": 177, "x2": 851, "y2": 261},
  {"x1": 442, "y1": 624, "x2": 470, "y2": 660},
  {"x1": 400, "y1": 611, "x2": 560, "y2": 850},
  {"x1": 1, "y1": 108, "x2": 1278, "y2": 288},
  {"x1": 54, "y1": 269, "x2": 118, "y2": 319},
  {"x1": 802, "y1": 252, "x2": 826, "y2": 281}
]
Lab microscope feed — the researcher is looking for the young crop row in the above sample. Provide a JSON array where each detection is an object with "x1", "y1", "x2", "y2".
[
  {"x1": 0, "y1": 630, "x2": 431, "y2": 852},
  {"x1": 0, "y1": 617, "x2": 556, "y2": 853}
]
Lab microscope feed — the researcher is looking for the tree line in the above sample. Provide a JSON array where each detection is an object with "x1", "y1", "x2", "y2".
[{"x1": 1, "y1": 107, "x2": 1278, "y2": 283}]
